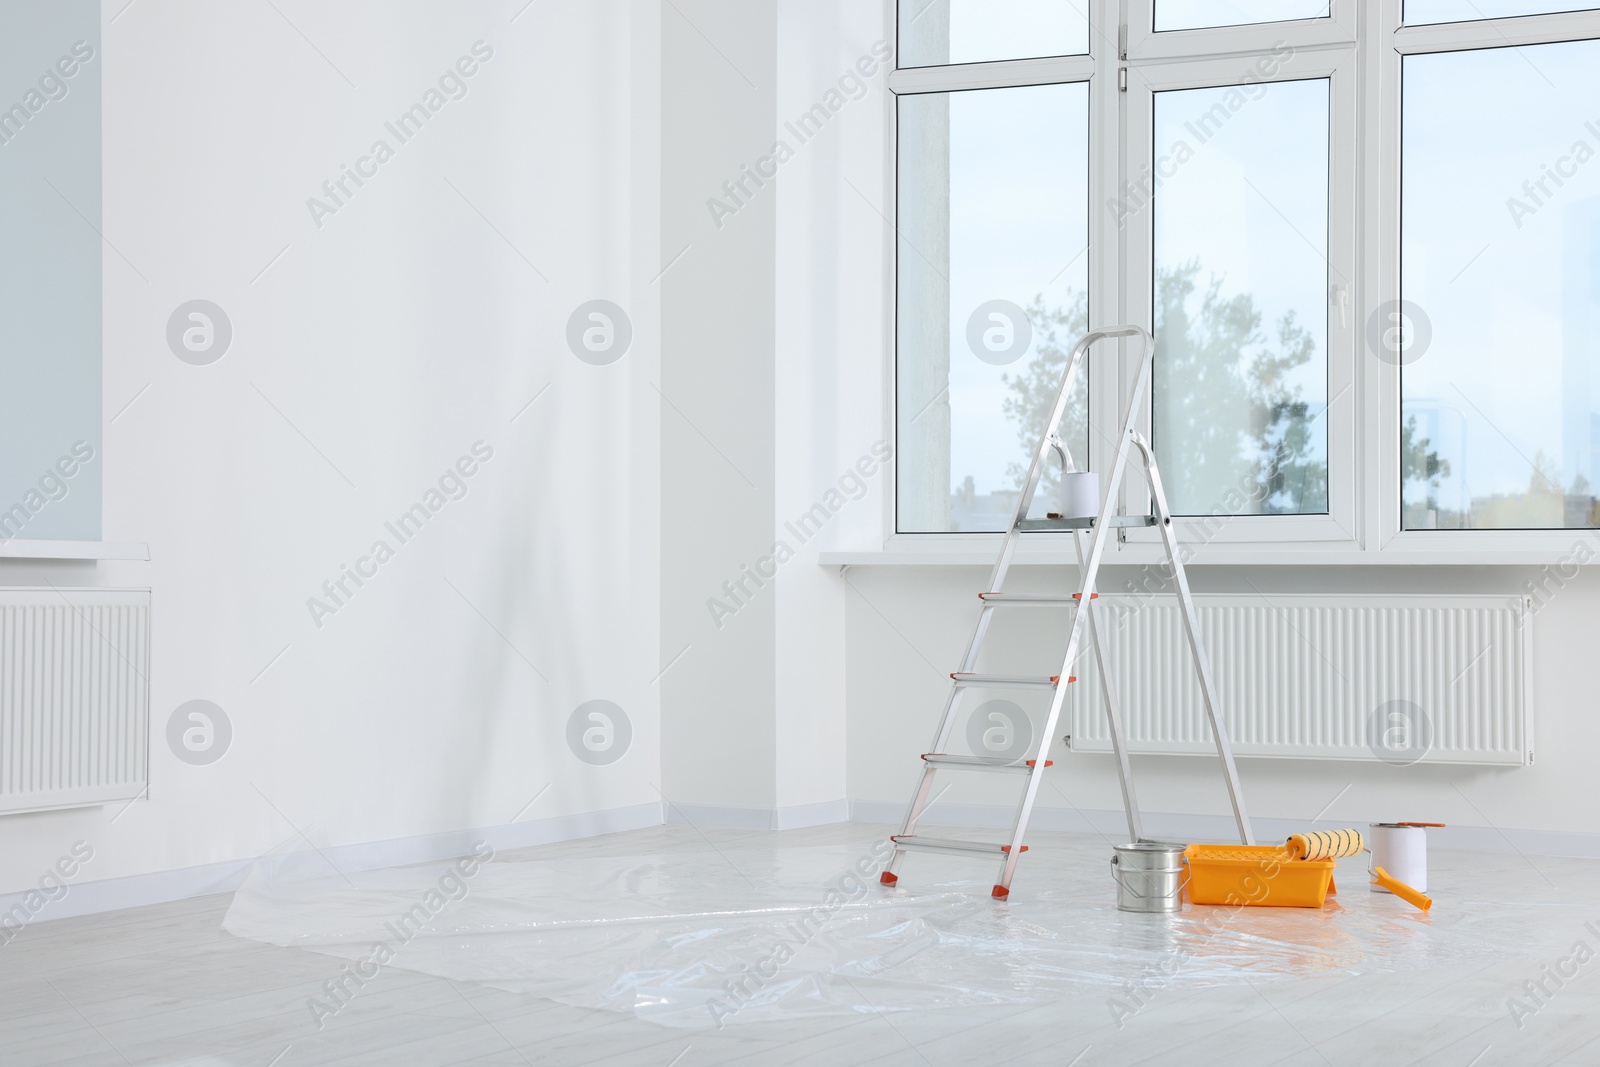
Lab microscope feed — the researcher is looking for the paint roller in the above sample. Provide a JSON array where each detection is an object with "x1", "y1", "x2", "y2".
[
  {"x1": 1285, "y1": 829, "x2": 1433, "y2": 912},
  {"x1": 1286, "y1": 829, "x2": 1363, "y2": 861}
]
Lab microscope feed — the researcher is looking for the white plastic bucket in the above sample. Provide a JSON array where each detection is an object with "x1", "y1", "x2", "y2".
[
  {"x1": 1110, "y1": 842, "x2": 1188, "y2": 913},
  {"x1": 1370, "y1": 823, "x2": 1428, "y2": 893}
]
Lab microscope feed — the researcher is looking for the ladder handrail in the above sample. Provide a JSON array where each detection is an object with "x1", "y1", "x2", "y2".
[{"x1": 986, "y1": 326, "x2": 1152, "y2": 596}]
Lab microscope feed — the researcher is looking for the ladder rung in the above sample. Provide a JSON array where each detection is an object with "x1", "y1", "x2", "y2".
[
  {"x1": 921, "y1": 754, "x2": 1053, "y2": 772},
  {"x1": 978, "y1": 592, "x2": 1097, "y2": 606},
  {"x1": 950, "y1": 672, "x2": 1072, "y2": 689},
  {"x1": 891, "y1": 835, "x2": 1028, "y2": 857}
]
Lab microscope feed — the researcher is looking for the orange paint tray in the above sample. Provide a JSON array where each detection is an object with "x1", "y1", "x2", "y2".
[{"x1": 1183, "y1": 844, "x2": 1336, "y2": 908}]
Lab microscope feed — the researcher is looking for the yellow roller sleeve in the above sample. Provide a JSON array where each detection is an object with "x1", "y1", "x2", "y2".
[{"x1": 1285, "y1": 829, "x2": 1365, "y2": 860}]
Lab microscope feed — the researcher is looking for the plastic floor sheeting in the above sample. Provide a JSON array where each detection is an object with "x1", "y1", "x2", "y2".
[{"x1": 221, "y1": 827, "x2": 1574, "y2": 1031}]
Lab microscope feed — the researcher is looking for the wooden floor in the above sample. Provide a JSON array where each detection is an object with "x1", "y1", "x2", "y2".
[{"x1": 3, "y1": 823, "x2": 1599, "y2": 1066}]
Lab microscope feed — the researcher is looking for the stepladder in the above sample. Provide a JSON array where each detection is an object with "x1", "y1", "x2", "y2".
[{"x1": 879, "y1": 325, "x2": 1255, "y2": 900}]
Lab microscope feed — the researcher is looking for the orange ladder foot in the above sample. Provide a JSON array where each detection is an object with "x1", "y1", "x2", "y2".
[
  {"x1": 879, "y1": 871, "x2": 898, "y2": 886},
  {"x1": 991, "y1": 884, "x2": 1009, "y2": 899}
]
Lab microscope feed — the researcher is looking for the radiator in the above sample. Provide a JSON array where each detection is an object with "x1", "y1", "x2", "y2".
[
  {"x1": 0, "y1": 589, "x2": 150, "y2": 814},
  {"x1": 1066, "y1": 594, "x2": 1530, "y2": 766}
]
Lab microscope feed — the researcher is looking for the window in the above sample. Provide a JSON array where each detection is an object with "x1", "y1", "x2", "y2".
[
  {"x1": 890, "y1": 1, "x2": 1600, "y2": 552},
  {"x1": 1151, "y1": 78, "x2": 1330, "y2": 516},
  {"x1": 896, "y1": 83, "x2": 1090, "y2": 532},
  {"x1": 1402, "y1": 39, "x2": 1600, "y2": 529},
  {"x1": 893, "y1": 1, "x2": 1350, "y2": 538},
  {"x1": 0, "y1": 0, "x2": 101, "y2": 543}
]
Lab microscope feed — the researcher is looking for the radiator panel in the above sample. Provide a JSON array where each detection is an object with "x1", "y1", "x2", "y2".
[
  {"x1": 1066, "y1": 594, "x2": 1530, "y2": 766},
  {"x1": 0, "y1": 589, "x2": 150, "y2": 814}
]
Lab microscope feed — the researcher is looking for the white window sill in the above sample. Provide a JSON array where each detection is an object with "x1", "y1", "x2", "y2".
[
  {"x1": 820, "y1": 533, "x2": 1599, "y2": 567},
  {"x1": 0, "y1": 540, "x2": 150, "y2": 561}
]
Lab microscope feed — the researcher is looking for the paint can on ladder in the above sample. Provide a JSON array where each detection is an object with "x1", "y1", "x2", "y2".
[
  {"x1": 1369, "y1": 822, "x2": 1440, "y2": 893},
  {"x1": 1057, "y1": 471, "x2": 1101, "y2": 521}
]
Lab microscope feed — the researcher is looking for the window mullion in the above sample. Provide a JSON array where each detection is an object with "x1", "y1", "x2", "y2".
[{"x1": 1089, "y1": 0, "x2": 1127, "y2": 501}]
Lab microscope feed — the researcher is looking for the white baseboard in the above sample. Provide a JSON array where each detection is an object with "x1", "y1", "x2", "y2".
[
  {"x1": 777, "y1": 799, "x2": 851, "y2": 830},
  {"x1": 664, "y1": 799, "x2": 851, "y2": 831},
  {"x1": 1, "y1": 802, "x2": 663, "y2": 928},
  {"x1": 662, "y1": 804, "x2": 773, "y2": 829},
  {"x1": 847, "y1": 800, "x2": 1600, "y2": 859}
]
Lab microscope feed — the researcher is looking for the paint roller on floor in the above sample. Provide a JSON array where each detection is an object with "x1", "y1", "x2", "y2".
[{"x1": 1285, "y1": 829, "x2": 1433, "y2": 911}]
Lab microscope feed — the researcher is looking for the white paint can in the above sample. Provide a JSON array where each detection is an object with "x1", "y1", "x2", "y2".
[
  {"x1": 1369, "y1": 823, "x2": 1429, "y2": 893},
  {"x1": 1058, "y1": 471, "x2": 1101, "y2": 520}
]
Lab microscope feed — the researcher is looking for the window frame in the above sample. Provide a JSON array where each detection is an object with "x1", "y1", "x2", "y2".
[
  {"x1": 875, "y1": 0, "x2": 1600, "y2": 564},
  {"x1": 1372, "y1": 1, "x2": 1600, "y2": 555}
]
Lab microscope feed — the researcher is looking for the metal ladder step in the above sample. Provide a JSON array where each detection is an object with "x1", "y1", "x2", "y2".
[
  {"x1": 921, "y1": 753, "x2": 1053, "y2": 773},
  {"x1": 978, "y1": 592, "x2": 1098, "y2": 607},
  {"x1": 1016, "y1": 515, "x2": 1158, "y2": 532},
  {"x1": 950, "y1": 672, "x2": 1073, "y2": 689},
  {"x1": 889, "y1": 835, "x2": 1029, "y2": 857}
]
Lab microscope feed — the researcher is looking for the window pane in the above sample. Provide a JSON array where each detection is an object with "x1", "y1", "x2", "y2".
[
  {"x1": 0, "y1": 0, "x2": 101, "y2": 542},
  {"x1": 897, "y1": 83, "x2": 1089, "y2": 533},
  {"x1": 1155, "y1": 1, "x2": 1330, "y2": 32},
  {"x1": 898, "y1": 0, "x2": 1089, "y2": 68},
  {"x1": 1150, "y1": 79, "x2": 1330, "y2": 516},
  {"x1": 1402, "y1": 42, "x2": 1600, "y2": 530},
  {"x1": 1405, "y1": 1, "x2": 1600, "y2": 24}
]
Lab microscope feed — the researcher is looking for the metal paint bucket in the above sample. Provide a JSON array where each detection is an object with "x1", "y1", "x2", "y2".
[{"x1": 1110, "y1": 841, "x2": 1188, "y2": 913}]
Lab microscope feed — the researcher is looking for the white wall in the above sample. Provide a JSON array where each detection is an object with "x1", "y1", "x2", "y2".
[
  {"x1": 772, "y1": 0, "x2": 893, "y2": 818},
  {"x1": 0, "y1": 0, "x2": 663, "y2": 900},
  {"x1": 659, "y1": 0, "x2": 780, "y2": 820},
  {"x1": 657, "y1": 0, "x2": 892, "y2": 827}
]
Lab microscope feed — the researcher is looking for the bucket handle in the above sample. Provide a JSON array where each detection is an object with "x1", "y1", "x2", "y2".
[{"x1": 1110, "y1": 854, "x2": 1191, "y2": 899}]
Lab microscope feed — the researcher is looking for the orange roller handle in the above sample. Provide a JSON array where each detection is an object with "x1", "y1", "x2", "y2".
[{"x1": 1372, "y1": 866, "x2": 1432, "y2": 911}]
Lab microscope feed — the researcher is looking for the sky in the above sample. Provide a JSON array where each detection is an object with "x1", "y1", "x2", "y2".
[
  {"x1": 900, "y1": 0, "x2": 1088, "y2": 68},
  {"x1": 941, "y1": 82, "x2": 1089, "y2": 498},
  {"x1": 1404, "y1": 1, "x2": 1599, "y2": 23},
  {"x1": 1403, "y1": 37, "x2": 1600, "y2": 515}
]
